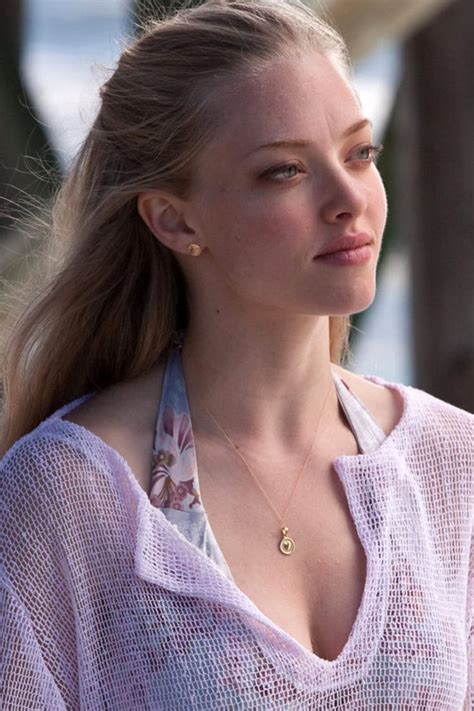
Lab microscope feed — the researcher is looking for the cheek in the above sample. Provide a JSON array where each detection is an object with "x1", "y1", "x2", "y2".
[
  {"x1": 209, "y1": 190, "x2": 307, "y2": 259},
  {"x1": 206, "y1": 198, "x2": 309, "y2": 291}
]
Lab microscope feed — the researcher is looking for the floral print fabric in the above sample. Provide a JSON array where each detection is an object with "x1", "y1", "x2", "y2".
[{"x1": 150, "y1": 407, "x2": 203, "y2": 512}]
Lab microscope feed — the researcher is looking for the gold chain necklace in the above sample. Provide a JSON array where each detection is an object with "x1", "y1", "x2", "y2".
[{"x1": 200, "y1": 378, "x2": 334, "y2": 556}]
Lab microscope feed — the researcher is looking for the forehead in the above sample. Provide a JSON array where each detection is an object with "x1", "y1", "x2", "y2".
[{"x1": 202, "y1": 51, "x2": 363, "y2": 160}]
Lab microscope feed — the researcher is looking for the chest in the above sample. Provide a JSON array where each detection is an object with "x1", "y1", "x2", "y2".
[{"x1": 198, "y1": 448, "x2": 368, "y2": 662}]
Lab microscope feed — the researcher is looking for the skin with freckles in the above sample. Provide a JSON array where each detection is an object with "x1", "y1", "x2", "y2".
[{"x1": 182, "y1": 51, "x2": 387, "y2": 319}]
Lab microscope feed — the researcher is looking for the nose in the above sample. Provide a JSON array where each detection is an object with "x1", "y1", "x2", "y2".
[{"x1": 318, "y1": 166, "x2": 368, "y2": 225}]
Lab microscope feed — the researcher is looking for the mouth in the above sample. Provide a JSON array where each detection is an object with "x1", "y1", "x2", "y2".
[
  {"x1": 314, "y1": 233, "x2": 373, "y2": 267},
  {"x1": 315, "y1": 233, "x2": 373, "y2": 258}
]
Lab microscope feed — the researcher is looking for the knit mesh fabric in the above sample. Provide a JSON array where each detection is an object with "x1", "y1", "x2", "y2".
[{"x1": 1, "y1": 378, "x2": 473, "y2": 709}]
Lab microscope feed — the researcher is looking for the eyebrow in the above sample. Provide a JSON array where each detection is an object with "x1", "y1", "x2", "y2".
[{"x1": 245, "y1": 118, "x2": 373, "y2": 157}]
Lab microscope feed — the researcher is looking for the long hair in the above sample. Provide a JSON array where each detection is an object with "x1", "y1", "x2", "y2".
[{"x1": 0, "y1": 0, "x2": 353, "y2": 456}]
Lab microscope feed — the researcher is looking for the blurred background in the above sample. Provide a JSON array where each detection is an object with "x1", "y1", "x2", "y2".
[{"x1": 1, "y1": 0, "x2": 473, "y2": 410}]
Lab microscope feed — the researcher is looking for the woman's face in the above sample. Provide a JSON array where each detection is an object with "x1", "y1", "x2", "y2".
[{"x1": 186, "y1": 50, "x2": 388, "y2": 317}]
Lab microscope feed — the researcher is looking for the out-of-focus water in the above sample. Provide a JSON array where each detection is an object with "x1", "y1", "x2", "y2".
[
  {"x1": 21, "y1": 0, "x2": 413, "y2": 385},
  {"x1": 23, "y1": 0, "x2": 129, "y2": 166}
]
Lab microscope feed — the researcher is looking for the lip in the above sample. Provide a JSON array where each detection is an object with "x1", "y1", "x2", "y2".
[
  {"x1": 315, "y1": 233, "x2": 373, "y2": 257},
  {"x1": 316, "y1": 244, "x2": 372, "y2": 266}
]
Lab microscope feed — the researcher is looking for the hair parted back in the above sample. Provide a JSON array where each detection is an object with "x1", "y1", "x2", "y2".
[{"x1": 0, "y1": 0, "x2": 354, "y2": 455}]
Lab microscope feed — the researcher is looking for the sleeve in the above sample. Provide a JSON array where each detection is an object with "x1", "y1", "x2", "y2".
[
  {"x1": 1, "y1": 579, "x2": 67, "y2": 710},
  {"x1": 465, "y1": 530, "x2": 473, "y2": 711},
  {"x1": 1, "y1": 436, "x2": 80, "y2": 710}
]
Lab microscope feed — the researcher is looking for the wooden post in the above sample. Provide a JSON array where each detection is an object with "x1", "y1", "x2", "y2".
[{"x1": 398, "y1": 0, "x2": 474, "y2": 409}]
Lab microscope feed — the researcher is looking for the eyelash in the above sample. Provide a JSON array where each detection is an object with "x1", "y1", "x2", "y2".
[{"x1": 261, "y1": 143, "x2": 384, "y2": 181}]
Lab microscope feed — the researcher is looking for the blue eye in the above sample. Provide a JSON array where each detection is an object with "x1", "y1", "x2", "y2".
[
  {"x1": 353, "y1": 144, "x2": 384, "y2": 163},
  {"x1": 261, "y1": 164, "x2": 303, "y2": 181}
]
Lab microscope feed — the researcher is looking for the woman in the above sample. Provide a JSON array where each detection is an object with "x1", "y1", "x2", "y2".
[{"x1": 1, "y1": 1, "x2": 472, "y2": 708}]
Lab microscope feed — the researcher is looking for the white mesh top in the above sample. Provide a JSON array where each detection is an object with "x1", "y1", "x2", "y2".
[{"x1": 1, "y1": 345, "x2": 473, "y2": 709}]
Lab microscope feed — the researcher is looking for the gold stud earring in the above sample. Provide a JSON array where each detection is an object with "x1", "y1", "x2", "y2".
[{"x1": 186, "y1": 243, "x2": 202, "y2": 257}]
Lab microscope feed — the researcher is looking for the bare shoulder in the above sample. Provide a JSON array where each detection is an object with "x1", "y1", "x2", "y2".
[
  {"x1": 332, "y1": 364, "x2": 405, "y2": 438},
  {"x1": 63, "y1": 359, "x2": 166, "y2": 493}
]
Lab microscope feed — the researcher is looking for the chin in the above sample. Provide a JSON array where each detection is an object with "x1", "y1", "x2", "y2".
[{"x1": 321, "y1": 282, "x2": 376, "y2": 317}]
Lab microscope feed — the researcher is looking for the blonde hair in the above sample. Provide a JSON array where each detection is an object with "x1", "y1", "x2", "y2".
[{"x1": 0, "y1": 0, "x2": 353, "y2": 456}]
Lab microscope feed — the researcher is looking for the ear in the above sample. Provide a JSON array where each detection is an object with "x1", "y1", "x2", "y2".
[{"x1": 137, "y1": 191, "x2": 200, "y2": 255}]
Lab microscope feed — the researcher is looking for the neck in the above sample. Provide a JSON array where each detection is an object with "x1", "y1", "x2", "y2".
[{"x1": 181, "y1": 308, "x2": 341, "y2": 452}]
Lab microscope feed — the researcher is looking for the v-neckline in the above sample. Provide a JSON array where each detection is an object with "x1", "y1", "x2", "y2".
[
  {"x1": 148, "y1": 343, "x2": 393, "y2": 671},
  {"x1": 52, "y1": 347, "x2": 410, "y2": 684}
]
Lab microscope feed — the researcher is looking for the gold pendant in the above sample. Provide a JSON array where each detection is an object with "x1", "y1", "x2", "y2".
[{"x1": 279, "y1": 526, "x2": 295, "y2": 555}]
